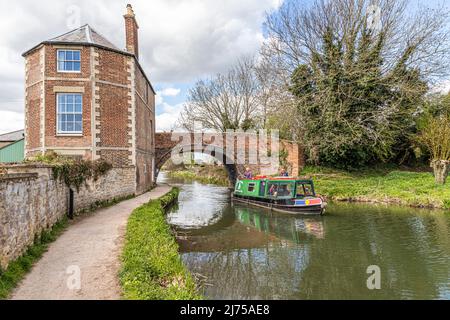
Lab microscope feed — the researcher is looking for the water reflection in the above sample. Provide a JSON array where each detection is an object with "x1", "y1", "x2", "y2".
[{"x1": 160, "y1": 173, "x2": 450, "y2": 300}]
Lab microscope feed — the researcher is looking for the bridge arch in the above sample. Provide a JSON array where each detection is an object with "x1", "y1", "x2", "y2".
[
  {"x1": 155, "y1": 143, "x2": 239, "y2": 185},
  {"x1": 155, "y1": 132, "x2": 305, "y2": 186}
]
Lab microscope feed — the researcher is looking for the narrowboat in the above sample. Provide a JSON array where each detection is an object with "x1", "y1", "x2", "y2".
[{"x1": 232, "y1": 176, "x2": 326, "y2": 215}]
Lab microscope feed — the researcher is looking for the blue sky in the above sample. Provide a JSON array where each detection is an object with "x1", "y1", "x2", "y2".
[{"x1": 0, "y1": 0, "x2": 448, "y2": 134}]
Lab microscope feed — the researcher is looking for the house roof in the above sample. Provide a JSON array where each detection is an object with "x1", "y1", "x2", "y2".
[
  {"x1": 22, "y1": 24, "x2": 156, "y2": 94},
  {"x1": 23, "y1": 24, "x2": 125, "y2": 56},
  {"x1": 0, "y1": 129, "x2": 24, "y2": 142},
  {"x1": 47, "y1": 25, "x2": 121, "y2": 51}
]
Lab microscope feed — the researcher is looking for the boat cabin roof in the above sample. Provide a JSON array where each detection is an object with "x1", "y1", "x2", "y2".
[{"x1": 239, "y1": 176, "x2": 314, "y2": 184}]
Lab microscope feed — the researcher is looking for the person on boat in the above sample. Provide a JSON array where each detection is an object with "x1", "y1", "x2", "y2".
[
  {"x1": 280, "y1": 168, "x2": 289, "y2": 177},
  {"x1": 269, "y1": 184, "x2": 278, "y2": 196},
  {"x1": 243, "y1": 167, "x2": 253, "y2": 179}
]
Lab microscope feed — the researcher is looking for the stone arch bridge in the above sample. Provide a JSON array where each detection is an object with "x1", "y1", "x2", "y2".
[{"x1": 155, "y1": 132, "x2": 305, "y2": 185}]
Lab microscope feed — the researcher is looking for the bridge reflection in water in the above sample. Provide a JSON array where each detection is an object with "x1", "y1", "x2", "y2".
[{"x1": 162, "y1": 173, "x2": 450, "y2": 300}]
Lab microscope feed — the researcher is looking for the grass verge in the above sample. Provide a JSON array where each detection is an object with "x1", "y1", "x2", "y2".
[
  {"x1": 119, "y1": 187, "x2": 202, "y2": 300},
  {"x1": 303, "y1": 166, "x2": 450, "y2": 210},
  {"x1": 167, "y1": 166, "x2": 229, "y2": 187},
  {"x1": 0, "y1": 218, "x2": 68, "y2": 299}
]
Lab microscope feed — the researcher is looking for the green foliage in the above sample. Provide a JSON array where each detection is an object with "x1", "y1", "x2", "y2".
[
  {"x1": 52, "y1": 159, "x2": 112, "y2": 191},
  {"x1": 31, "y1": 150, "x2": 59, "y2": 163},
  {"x1": 167, "y1": 166, "x2": 230, "y2": 187},
  {"x1": 0, "y1": 218, "x2": 68, "y2": 299},
  {"x1": 27, "y1": 151, "x2": 113, "y2": 191},
  {"x1": 302, "y1": 166, "x2": 450, "y2": 209},
  {"x1": 120, "y1": 188, "x2": 202, "y2": 300},
  {"x1": 290, "y1": 24, "x2": 427, "y2": 169}
]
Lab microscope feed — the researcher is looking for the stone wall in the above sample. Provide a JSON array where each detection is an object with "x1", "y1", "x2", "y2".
[
  {"x1": 0, "y1": 172, "x2": 67, "y2": 269},
  {"x1": 0, "y1": 164, "x2": 136, "y2": 269},
  {"x1": 74, "y1": 166, "x2": 136, "y2": 211}
]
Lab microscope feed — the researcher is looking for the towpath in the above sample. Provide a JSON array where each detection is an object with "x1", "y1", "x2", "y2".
[{"x1": 11, "y1": 185, "x2": 171, "y2": 300}]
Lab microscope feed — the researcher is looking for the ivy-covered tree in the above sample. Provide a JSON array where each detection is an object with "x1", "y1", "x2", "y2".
[{"x1": 263, "y1": 0, "x2": 450, "y2": 168}]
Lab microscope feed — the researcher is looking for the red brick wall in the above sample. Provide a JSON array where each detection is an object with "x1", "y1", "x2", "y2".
[
  {"x1": 25, "y1": 84, "x2": 42, "y2": 151},
  {"x1": 97, "y1": 83, "x2": 129, "y2": 147},
  {"x1": 45, "y1": 45, "x2": 91, "y2": 78},
  {"x1": 44, "y1": 80, "x2": 92, "y2": 148},
  {"x1": 97, "y1": 49, "x2": 128, "y2": 84},
  {"x1": 26, "y1": 49, "x2": 42, "y2": 85},
  {"x1": 125, "y1": 16, "x2": 139, "y2": 59},
  {"x1": 134, "y1": 64, "x2": 155, "y2": 193},
  {"x1": 95, "y1": 48, "x2": 132, "y2": 167}
]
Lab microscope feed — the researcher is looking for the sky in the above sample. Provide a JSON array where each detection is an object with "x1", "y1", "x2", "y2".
[
  {"x1": 0, "y1": 0, "x2": 282, "y2": 134},
  {"x1": 0, "y1": 0, "x2": 448, "y2": 134}
]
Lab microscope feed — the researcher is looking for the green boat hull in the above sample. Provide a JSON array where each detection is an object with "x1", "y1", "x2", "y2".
[
  {"x1": 232, "y1": 194, "x2": 326, "y2": 215},
  {"x1": 233, "y1": 177, "x2": 326, "y2": 215}
]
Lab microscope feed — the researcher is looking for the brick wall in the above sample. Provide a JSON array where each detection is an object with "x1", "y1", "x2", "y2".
[
  {"x1": 45, "y1": 45, "x2": 91, "y2": 78},
  {"x1": 134, "y1": 64, "x2": 155, "y2": 193},
  {"x1": 154, "y1": 132, "x2": 305, "y2": 177},
  {"x1": 94, "y1": 48, "x2": 133, "y2": 168},
  {"x1": 44, "y1": 80, "x2": 93, "y2": 147}
]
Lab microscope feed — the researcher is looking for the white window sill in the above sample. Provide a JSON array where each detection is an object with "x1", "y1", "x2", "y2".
[
  {"x1": 56, "y1": 69, "x2": 81, "y2": 73},
  {"x1": 56, "y1": 133, "x2": 83, "y2": 137},
  {"x1": 57, "y1": 70, "x2": 82, "y2": 74}
]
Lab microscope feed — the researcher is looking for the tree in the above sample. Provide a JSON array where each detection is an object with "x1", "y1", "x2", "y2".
[
  {"x1": 178, "y1": 58, "x2": 264, "y2": 131},
  {"x1": 262, "y1": 0, "x2": 450, "y2": 168},
  {"x1": 419, "y1": 115, "x2": 450, "y2": 184}
]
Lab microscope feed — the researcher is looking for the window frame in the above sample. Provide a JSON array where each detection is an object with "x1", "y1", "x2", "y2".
[
  {"x1": 277, "y1": 182, "x2": 294, "y2": 198},
  {"x1": 295, "y1": 182, "x2": 315, "y2": 198},
  {"x1": 247, "y1": 183, "x2": 256, "y2": 192},
  {"x1": 57, "y1": 49, "x2": 81, "y2": 73},
  {"x1": 56, "y1": 93, "x2": 83, "y2": 135}
]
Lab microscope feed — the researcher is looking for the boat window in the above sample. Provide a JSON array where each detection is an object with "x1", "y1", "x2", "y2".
[
  {"x1": 248, "y1": 183, "x2": 256, "y2": 192},
  {"x1": 267, "y1": 183, "x2": 278, "y2": 196},
  {"x1": 296, "y1": 183, "x2": 313, "y2": 197},
  {"x1": 278, "y1": 183, "x2": 294, "y2": 197}
]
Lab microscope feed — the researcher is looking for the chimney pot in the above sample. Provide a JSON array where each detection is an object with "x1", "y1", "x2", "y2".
[{"x1": 126, "y1": 4, "x2": 135, "y2": 17}]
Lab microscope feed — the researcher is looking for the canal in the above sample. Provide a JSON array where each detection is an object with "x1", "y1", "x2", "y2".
[{"x1": 159, "y1": 173, "x2": 450, "y2": 300}]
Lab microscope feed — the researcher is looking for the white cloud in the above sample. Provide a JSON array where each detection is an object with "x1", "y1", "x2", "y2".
[
  {"x1": 158, "y1": 88, "x2": 181, "y2": 97},
  {"x1": 156, "y1": 102, "x2": 184, "y2": 132},
  {"x1": 0, "y1": 111, "x2": 24, "y2": 134},
  {"x1": 155, "y1": 86, "x2": 183, "y2": 131},
  {"x1": 0, "y1": 0, "x2": 282, "y2": 132}
]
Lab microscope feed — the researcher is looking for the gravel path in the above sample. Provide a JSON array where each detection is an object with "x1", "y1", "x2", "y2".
[{"x1": 11, "y1": 185, "x2": 172, "y2": 300}]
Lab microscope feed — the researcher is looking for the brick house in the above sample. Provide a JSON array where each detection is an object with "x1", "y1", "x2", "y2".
[{"x1": 22, "y1": 5, "x2": 155, "y2": 194}]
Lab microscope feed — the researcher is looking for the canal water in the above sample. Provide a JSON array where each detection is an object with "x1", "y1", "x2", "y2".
[{"x1": 159, "y1": 173, "x2": 450, "y2": 300}]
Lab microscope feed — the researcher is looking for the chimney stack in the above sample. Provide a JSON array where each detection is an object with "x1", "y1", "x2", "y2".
[{"x1": 124, "y1": 4, "x2": 139, "y2": 59}]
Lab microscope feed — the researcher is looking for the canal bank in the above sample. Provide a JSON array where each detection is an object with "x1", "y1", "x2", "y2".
[
  {"x1": 119, "y1": 187, "x2": 201, "y2": 300},
  {"x1": 302, "y1": 166, "x2": 450, "y2": 210},
  {"x1": 161, "y1": 173, "x2": 450, "y2": 300},
  {"x1": 166, "y1": 165, "x2": 230, "y2": 187}
]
